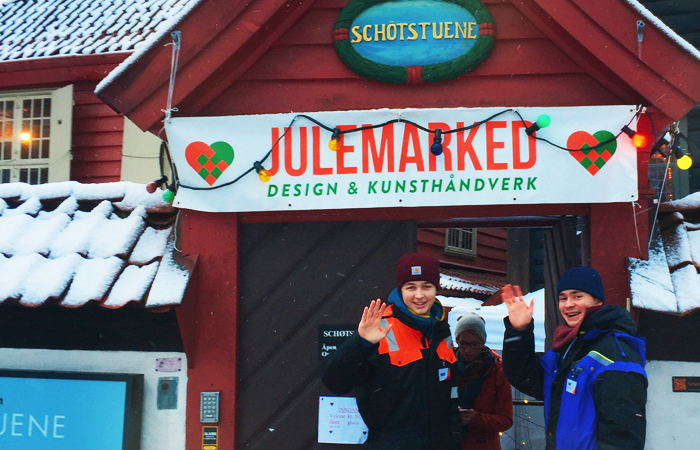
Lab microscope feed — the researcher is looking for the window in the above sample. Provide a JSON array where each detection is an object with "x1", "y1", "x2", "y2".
[
  {"x1": 0, "y1": 85, "x2": 72, "y2": 184},
  {"x1": 445, "y1": 228, "x2": 477, "y2": 257}
]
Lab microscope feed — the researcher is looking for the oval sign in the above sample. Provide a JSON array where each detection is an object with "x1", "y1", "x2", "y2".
[{"x1": 333, "y1": 0, "x2": 495, "y2": 84}]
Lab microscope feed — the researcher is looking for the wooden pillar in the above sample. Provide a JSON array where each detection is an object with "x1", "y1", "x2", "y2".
[
  {"x1": 178, "y1": 210, "x2": 239, "y2": 450},
  {"x1": 589, "y1": 200, "x2": 647, "y2": 308}
]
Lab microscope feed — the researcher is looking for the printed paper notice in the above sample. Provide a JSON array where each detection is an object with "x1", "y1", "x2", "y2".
[{"x1": 318, "y1": 396, "x2": 368, "y2": 444}]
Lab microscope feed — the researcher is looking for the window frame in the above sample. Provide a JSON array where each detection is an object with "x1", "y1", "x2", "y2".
[
  {"x1": 444, "y1": 228, "x2": 478, "y2": 257},
  {"x1": 0, "y1": 85, "x2": 72, "y2": 184}
]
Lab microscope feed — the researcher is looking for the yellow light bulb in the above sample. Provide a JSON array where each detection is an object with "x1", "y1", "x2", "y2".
[
  {"x1": 523, "y1": 398, "x2": 529, "y2": 404},
  {"x1": 328, "y1": 138, "x2": 338, "y2": 151},
  {"x1": 677, "y1": 154, "x2": 693, "y2": 170},
  {"x1": 20, "y1": 132, "x2": 31, "y2": 141},
  {"x1": 258, "y1": 169, "x2": 271, "y2": 182}
]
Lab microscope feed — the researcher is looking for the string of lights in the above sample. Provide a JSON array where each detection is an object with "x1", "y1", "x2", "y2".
[{"x1": 149, "y1": 107, "x2": 651, "y2": 203}]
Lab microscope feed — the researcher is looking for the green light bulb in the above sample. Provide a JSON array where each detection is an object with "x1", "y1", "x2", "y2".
[
  {"x1": 536, "y1": 114, "x2": 551, "y2": 129},
  {"x1": 162, "y1": 189, "x2": 175, "y2": 203}
]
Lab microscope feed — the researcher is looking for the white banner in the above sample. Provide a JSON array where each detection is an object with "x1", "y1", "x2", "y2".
[{"x1": 166, "y1": 106, "x2": 639, "y2": 212}]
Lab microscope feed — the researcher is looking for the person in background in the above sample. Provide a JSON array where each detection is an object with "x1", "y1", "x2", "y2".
[
  {"x1": 501, "y1": 267, "x2": 647, "y2": 450},
  {"x1": 454, "y1": 312, "x2": 513, "y2": 450},
  {"x1": 321, "y1": 252, "x2": 461, "y2": 450}
]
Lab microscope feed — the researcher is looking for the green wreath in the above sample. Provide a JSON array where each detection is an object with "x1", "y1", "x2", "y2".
[{"x1": 333, "y1": 0, "x2": 495, "y2": 84}]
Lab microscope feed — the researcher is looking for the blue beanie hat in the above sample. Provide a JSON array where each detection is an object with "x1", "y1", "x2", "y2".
[{"x1": 557, "y1": 267, "x2": 605, "y2": 302}]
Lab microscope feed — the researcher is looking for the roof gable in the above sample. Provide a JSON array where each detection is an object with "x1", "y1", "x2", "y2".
[{"x1": 95, "y1": 0, "x2": 700, "y2": 133}]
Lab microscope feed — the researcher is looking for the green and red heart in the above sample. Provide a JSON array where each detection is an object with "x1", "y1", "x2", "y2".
[
  {"x1": 185, "y1": 141, "x2": 235, "y2": 186},
  {"x1": 566, "y1": 130, "x2": 617, "y2": 176}
]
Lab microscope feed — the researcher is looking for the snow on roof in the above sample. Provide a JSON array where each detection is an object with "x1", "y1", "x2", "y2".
[
  {"x1": 95, "y1": 0, "x2": 203, "y2": 94},
  {"x1": 440, "y1": 288, "x2": 546, "y2": 352},
  {"x1": 439, "y1": 269, "x2": 505, "y2": 300},
  {"x1": 629, "y1": 194, "x2": 700, "y2": 314},
  {"x1": 0, "y1": 0, "x2": 198, "y2": 62},
  {"x1": 626, "y1": 0, "x2": 700, "y2": 62},
  {"x1": 0, "y1": 181, "x2": 190, "y2": 309}
]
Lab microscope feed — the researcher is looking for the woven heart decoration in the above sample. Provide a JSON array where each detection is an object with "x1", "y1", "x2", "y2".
[
  {"x1": 185, "y1": 141, "x2": 235, "y2": 186},
  {"x1": 566, "y1": 130, "x2": 616, "y2": 176}
]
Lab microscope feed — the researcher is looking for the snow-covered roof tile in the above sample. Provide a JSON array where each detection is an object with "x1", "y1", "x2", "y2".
[
  {"x1": 630, "y1": 194, "x2": 700, "y2": 314},
  {"x1": 438, "y1": 269, "x2": 505, "y2": 300},
  {"x1": 62, "y1": 256, "x2": 125, "y2": 307},
  {"x1": 130, "y1": 227, "x2": 172, "y2": 265},
  {"x1": 146, "y1": 239, "x2": 189, "y2": 308},
  {"x1": 104, "y1": 261, "x2": 159, "y2": 308},
  {"x1": 0, "y1": 181, "x2": 189, "y2": 309},
  {"x1": 0, "y1": 0, "x2": 197, "y2": 61},
  {"x1": 662, "y1": 222, "x2": 693, "y2": 269}
]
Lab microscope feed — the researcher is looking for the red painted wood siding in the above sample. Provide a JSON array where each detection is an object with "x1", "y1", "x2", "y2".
[
  {"x1": 71, "y1": 81, "x2": 124, "y2": 183},
  {"x1": 417, "y1": 228, "x2": 507, "y2": 274},
  {"x1": 199, "y1": 0, "x2": 629, "y2": 117}
]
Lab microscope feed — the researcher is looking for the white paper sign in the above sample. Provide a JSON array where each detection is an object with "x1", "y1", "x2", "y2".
[
  {"x1": 166, "y1": 106, "x2": 639, "y2": 212},
  {"x1": 318, "y1": 396, "x2": 368, "y2": 444}
]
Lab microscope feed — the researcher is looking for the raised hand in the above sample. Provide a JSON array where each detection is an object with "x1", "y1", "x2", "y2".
[
  {"x1": 502, "y1": 284, "x2": 533, "y2": 330},
  {"x1": 357, "y1": 299, "x2": 393, "y2": 344}
]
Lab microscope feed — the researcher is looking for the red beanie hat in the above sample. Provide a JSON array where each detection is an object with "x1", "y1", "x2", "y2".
[{"x1": 395, "y1": 252, "x2": 441, "y2": 289}]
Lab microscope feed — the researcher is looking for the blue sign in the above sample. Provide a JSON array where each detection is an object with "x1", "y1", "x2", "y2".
[
  {"x1": 351, "y1": 0, "x2": 478, "y2": 66},
  {"x1": 0, "y1": 375, "x2": 130, "y2": 450},
  {"x1": 333, "y1": 0, "x2": 495, "y2": 84}
]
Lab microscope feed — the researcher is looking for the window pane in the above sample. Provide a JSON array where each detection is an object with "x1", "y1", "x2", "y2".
[
  {"x1": 19, "y1": 168, "x2": 27, "y2": 182},
  {"x1": 41, "y1": 139, "x2": 49, "y2": 159},
  {"x1": 22, "y1": 119, "x2": 30, "y2": 138},
  {"x1": 22, "y1": 100, "x2": 30, "y2": 118},
  {"x1": 20, "y1": 140, "x2": 29, "y2": 159},
  {"x1": 5, "y1": 141, "x2": 12, "y2": 159},
  {"x1": 40, "y1": 167, "x2": 48, "y2": 184},
  {"x1": 1, "y1": 168, "x2": 9, "y2": 183},
  {"x1": 6, "y1": 101, "x2": 13, "y2": 119},
  {"x1": 3, "y1": 121, "x2": 12, "y2": 139},
  {"x1": 33, "y1": 99, "x2": 41, "y2": 116},
  {"x1": 29, "y1": 167, "x2": 38, "y2": 184},
  {"x1": 31, "y1": 138, "x2": 40, "y2": 159},
  {"x1": 43, "y1": 98, "x2": 51, "y2": 117},
  {"x1": 32, "y1": 119, "x2": 40, "y2": 139},
  {"x1": 42, "y1": 118, "x2": 50, "y2": 138}
]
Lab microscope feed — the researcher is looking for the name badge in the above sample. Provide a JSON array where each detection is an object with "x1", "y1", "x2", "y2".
[
  {"x1": 566, "y1": 379, "x2": 577, "y2": 395},
  {"x1": 438, "y1": 367, "x2": 450, "y2": 381}
]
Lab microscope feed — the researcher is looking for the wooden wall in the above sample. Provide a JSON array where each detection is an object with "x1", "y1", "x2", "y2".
[
  {"x1": 199, "y1": 0, "x2": 632, "y2": 117},
  {"x1": 71, "y1": 81, "x2": 124, "y2": 183},
  {"x1": 417, "y1": 228, "x2": 508, "y2": 274}
]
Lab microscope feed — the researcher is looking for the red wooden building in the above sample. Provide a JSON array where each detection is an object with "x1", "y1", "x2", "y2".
[
  {"x1": 0, "y1": 0, "x2": 197, "y2": 185},
  {"x1": 88, "y1": 0, "x2": 700, "y2": 449}
]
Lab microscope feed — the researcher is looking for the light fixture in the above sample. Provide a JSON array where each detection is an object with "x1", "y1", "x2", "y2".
[
  {"x1": 328, "y1": 128, "x2": 340, "y2": 151},
  {"x1": 525, "y1": 114, "x2": 550, "y2": 136},
  {"x1": 673, "y1": 144, "x2": 693, "y2": 170},
  {"x1": 254, "y1": 161, "x2": 271, "y2": 182},
  {"x1": 621, "y1": 125, "x2": 649, "y2": 149},
  {"x1": 20, "y1": 132, "x2": 31, "y2": 142},
  {"x1": 162, "y1": 183, "x2": 177, "y2": 203},
  {"x1": 146, "y1": 175, "x2": 168, "y2": 194},
  {"x1": 430, "y1": 129, "x2": 443, "y2": 156}
]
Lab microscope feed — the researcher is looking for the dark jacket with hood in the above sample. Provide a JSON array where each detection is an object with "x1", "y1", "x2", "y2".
[
  {"x1": 502, "y1": 304, "x2": 647, "y2": 450},
  {"x1": 322, "y1": 289, "x2": 461, "y2": 450},
  {"x1": 456, "y1": 346, "x2": 513, "y2": 450}
]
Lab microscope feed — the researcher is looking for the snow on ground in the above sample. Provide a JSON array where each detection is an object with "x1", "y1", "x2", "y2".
[{"x1": 440, "y1": 288, "x2": 546, "y2": 352}]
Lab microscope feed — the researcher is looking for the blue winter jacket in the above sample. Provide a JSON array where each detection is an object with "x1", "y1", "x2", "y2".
[{"x1": 502, "y1": 305, "x2": 648, "y2": 450}]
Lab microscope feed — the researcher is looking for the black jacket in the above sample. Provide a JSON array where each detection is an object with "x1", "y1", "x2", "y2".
[
  {"x1": 502, "y1": 305, "x2": 647, "y2": 450},
  {"x1": 322, "y1": 305, "x2": 461, "y2": 450}
]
